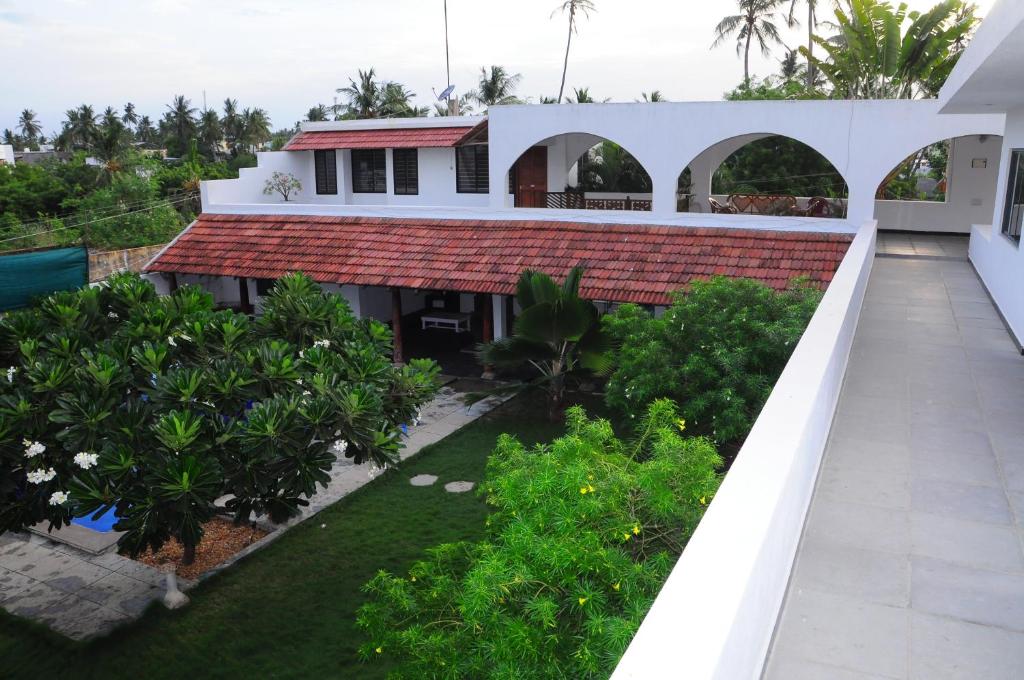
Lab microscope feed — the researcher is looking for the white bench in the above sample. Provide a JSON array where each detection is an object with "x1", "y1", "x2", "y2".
[{"x1": 420, "y1": 312, "x2": 472, "y2": 333}]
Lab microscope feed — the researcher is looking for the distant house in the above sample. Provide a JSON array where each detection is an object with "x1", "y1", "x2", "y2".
[
  {"x1": 0, "y1": 144, "x2": 13, "y2": 166},
  {"x1": 13, "y1": 145, "x2": 71, "y2": 166}
]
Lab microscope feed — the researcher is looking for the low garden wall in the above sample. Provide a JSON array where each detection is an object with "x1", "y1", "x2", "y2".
[
  {"x1": 88, "y1": 243, "x2": 167, "y2": 282},
  {"x1": 612, "y1": 220, "x2": 878, "y2": 680}
]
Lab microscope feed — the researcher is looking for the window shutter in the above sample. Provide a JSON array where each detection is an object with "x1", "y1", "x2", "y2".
[
  {"x1": 456, "y1": 145, "x2": 489, "y2": 193},
  {"x1": 352, "y1": 148, "x2": 386, "y2": 193},
  {"x1": 314, "y1": 149, "x2": 337, "y2": 195},
  {"x1": 393, "y1": 148, "x2": 418, "y2": 195}
]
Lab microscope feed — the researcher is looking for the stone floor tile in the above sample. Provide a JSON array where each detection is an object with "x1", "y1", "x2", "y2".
[
  {"x1": 36, "y1": 595, "x2": 126, "y2": 640},
  {"x1": 910, "y1": 478, "x2": 1013, "y2": 525},
  {"x1": 804, "y1": 499, "x2": 910, "y2": 554},
  {"x1": 818, "y1": 463, "x2": 910, "y2": 510},
  {"x1": 911, "y1": 556, "x2": 1024, "y2": 632},
  {"x1": 792, "y1": 538, "x2": 909, "y2": 607},
  {"x1": 765, "y1": 654, "x2": 897, "y2": 680},
  {"x1": 3, "y1": 581, "x2": 73, "y2": 618},
  {"x1": 909, "y1": 445, "x2": 1001, "y2": 487},
  {"x1": 910, "y1": 513, "x2": 1024, "y2": 572},
  {"x1": 910, "y1": 612, "x2": 1024, "y2": 680},
  {"x1": 771, "y1": 588, "x2": 908, "y2": 679}
]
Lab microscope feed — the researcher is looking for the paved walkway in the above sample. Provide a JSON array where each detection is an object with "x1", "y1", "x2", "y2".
[
  {"x1": 0, "y1": 384, "x2": 503, "y2": 640},
  {"x1": 764, "y1": 235, "x2": 1024, "y2": 679}
]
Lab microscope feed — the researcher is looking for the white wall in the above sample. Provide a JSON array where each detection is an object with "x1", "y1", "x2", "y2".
[
  {"x1": 0, "y1": 144, "x2": 13, "y2": 166},
  {"x1": 613, "y1": 222, "x2": 878, "y2": 680},
  {"x1": 202, "y1": 147, "x2": 488, "y2": 210},
  {"x1": 874, "y1": 135, "x2": 1003, "y2": 233},
  {"x1": 487, "y1": 100, "x2": 1003, "y2": 225},
  {"x1": 970, "y1": 107, "x2": 1024, "y2": 347}
]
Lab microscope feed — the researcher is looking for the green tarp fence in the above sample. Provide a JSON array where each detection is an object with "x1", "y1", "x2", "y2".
[{"x1": 0, "y1": 246, "x2": 89, "y2": 311}]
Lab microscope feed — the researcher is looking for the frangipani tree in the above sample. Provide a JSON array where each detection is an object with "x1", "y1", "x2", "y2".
[
  {"x1": 0, "y1": 272, "x2": 438, "y2": 564},
  {"x1": 477, "y1": 267, "x2": 610, "y2": 420}
]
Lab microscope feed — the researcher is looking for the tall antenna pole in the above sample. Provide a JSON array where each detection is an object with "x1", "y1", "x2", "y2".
[{"x1": 445, "y1": 0, "x2": 457, "y2": 115}]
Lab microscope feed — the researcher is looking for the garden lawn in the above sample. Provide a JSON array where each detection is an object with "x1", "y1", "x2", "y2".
[{"x1": 0, "y1": 394, "x2": 599, "y2": 680}]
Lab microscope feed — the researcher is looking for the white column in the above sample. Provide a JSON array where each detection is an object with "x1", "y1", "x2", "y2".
[
  {"x1": 651, "y1": 178, "x2": 679, "y2": 217},
  {"x1": 687, "y1": 156, "x2": 715, "y2": 212},
  {"x1": 492, "y1": 294, "x2": 508, "y2": 339}
]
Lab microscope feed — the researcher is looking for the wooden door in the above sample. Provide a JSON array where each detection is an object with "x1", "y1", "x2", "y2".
[{"x1": 513, "y1": 146, "x2": 548, "y2": 208}]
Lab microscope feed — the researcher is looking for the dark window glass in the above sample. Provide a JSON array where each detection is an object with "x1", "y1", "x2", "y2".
[
  {"x1": 456, "y1": 145, "x2": 489, "y2": 193},
  {"x1": 393, "y1": 148, "x2": 419, "y2": 195},
  {"x1": 255, "y1": 279, "x2": 275, "y2": 296},
  {"x1": 314, "y1": 149, "x2": 337, "y2": 195},
  {"x1": 351, "y1": 148, "x2": 386, "y2": 193},
  {"x1": 1002, "y1": 149, "x2": 1024, "y2": 243}
]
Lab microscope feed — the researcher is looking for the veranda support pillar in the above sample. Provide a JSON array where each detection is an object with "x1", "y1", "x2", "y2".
[
  {"x1": 480, "y1": 294, "x2": 495, "y2": 380},
  {"x1": 391, "y1": 287, "x2": 404, "y2": 365},
  {"x1": 492, "y1": 294, "x2": 508, "y2": 340},
  {"x1": 238, "y1": 277, "x2": 253, "y2": 315}
]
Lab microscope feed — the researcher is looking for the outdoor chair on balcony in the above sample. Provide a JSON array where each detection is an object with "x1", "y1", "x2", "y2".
[
  {"x1": 728, "y1": 194, "x2": 799, "y2": 216},
  {"x1": 708, "y1": 197, "x2": 737, "y2": 214},
  {"x1": 795, "y1": 196, "x2": 835, "y2": 218}
]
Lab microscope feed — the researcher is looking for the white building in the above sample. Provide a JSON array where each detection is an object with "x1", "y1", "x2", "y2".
[
  {"x1": 143, "y1": 1, "x2": 1024, "y2": 676},
  {"x1": 0, "y1": 144, "x2": 13, "y2": 166}
]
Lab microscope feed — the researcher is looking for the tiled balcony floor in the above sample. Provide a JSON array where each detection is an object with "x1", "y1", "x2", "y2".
[{"x1": 764, "y1": 238, "x2": 1024, "y2": 679}]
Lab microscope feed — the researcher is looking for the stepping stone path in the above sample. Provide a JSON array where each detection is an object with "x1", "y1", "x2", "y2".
[
  {"x1": 409, "y1": 474, "x2": 438, "y2": 487},
  {"x1": 444, "y1": 481, "x2": 475, "y2": 493}
]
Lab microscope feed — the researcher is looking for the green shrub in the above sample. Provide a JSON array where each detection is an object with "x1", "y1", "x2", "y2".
[
  {"x1": 603, "y1": 277, "x2": 821, "y2": 447},
  {"x1": 0, "y1": 272, "x2": 439, "y2": 562},
  {"x1": 66, "y1": 172, "x2": 185, "y2": 249},
  {"x1": 356, "y1": 400, "x2": 721, "y2": 679}
]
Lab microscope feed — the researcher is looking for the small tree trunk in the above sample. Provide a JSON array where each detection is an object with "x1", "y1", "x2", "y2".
[
  {"x1": 182, "y1": 541, "x2": 196, "y2": 566},
  {"x1": 743, "y1": 31, "x2": 752, "y2": 84},
  {"x1": 548, "y1": 370, "x2": 566, "y2": 422},
  {"x1": 558, "y1": 10, "x2": 574, "y2": 103},
  {"x1": 806, "y1": 5, "x2": 815, "y2": 90}
]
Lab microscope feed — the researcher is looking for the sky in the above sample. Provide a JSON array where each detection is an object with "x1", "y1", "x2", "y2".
[{"x1": 0, "y1": 0, "x2": 998, "y2": 139}]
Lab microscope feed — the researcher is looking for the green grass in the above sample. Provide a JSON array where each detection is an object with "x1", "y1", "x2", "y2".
[{"x1": 0, "y1": 394, "x2": 602, "y2": 680}]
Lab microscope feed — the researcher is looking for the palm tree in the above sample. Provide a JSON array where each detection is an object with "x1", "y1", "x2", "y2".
[
  {"x1": 339, "y1": 68, "x2": 382, "y2": 118},
  {"x1": 472, "y1": 66, "x2": 524, "y2": 108},
  {"x1": 778, "y1": 47, "x2": 803, "y2": 82},
  {"x1": 477, "y1": 266, "x2": 610, "y2": 420},
  {"x1": 805, "y1": 0, "x2": 977, "y2": 99},
  {"x1": 379, "y1": 82, "x2": 421, "y2": 118},
  {"x1": 239, "y1": 108, "x2": 272, "y2": 152},
  {"x1": 222, "y1": 98, "x2": 242, "y2": 152},
  {"x1": 164, "y1": 95, "x2": 198, "y2": 155},
  {"x1": 17, "y1": 110, "x2": 42, "y2": 144},
  {"x1": 788, "y1": 0, "x2": 821, "y2": 88},
  {"x1": 198, "y1": 108, "x2": 222, "y2": 157},
  {"x1": 2, "y1": 129, "x2": 17, "y2": 146},
  {"x1": 553, "y1": 0, "x2": 596, "y2": 103},
  {"x1": 61, "y1": 104, "x2": 98, "y2": 151},
  {"x1": 566, "y1": 87, "x2": 608, "y2": 103},
  {"x1": 135, "y1": 115, "x2": 156, "y2": 146},
  {"x1": 713, "y1": 0, "x2": 790, "y2": 84},
  {"x1": 538, "y1": 95, "x2": 559, "y2": 104},
  {"x1": 121, "y1": 102, "x2": 139, "y2": 131},
  {"x1": 305, "y1": 104, "x2": 329, "y2": 122},
  {"x1": 93, "y1": 107, "x2": 128, "y2": 166},
  {"x1": 639, "y1": 90, "x2": 667, "y2": 102}
]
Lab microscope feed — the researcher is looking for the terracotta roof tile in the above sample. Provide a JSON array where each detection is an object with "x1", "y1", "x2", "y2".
[
  {"x1": 283, "y1": 127, "x2": 473, "y2": 150},
  {"x1": 146, "y1": 214, "x2": 852, "y2": 305}
]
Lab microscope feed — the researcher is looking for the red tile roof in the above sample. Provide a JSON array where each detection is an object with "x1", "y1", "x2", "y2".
[
  {"x1": 283, "y1": 127, "x2": 474, "y2": 151},
  {"x1": 146, "y1": 214, "x2": 852, "y2": 305}
]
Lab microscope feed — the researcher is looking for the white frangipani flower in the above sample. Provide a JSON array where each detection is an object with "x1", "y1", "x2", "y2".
[
  {"x1": 6, "y1": 366, "x2": 16, "y2": 383},
  {"x1": 23, "y1": 440, "x2": 45, "y2": 458},
  {"x1": 74, "y1": 452, "x2": 99, "y2": 470},
  {"x1": 49, "y1": 491, "x2": 69, "y2": 505},
  {"x1": 167, "y1": 336, "x2": 177, "y2": 347},
  {"x1": 107, "y1": 311, "x2": 119, "y2": 319},
  {"x1": 27, "y1": 468, "x2": 57, "y2": 484},
  {"x1": 313, "y1": 339, "x2": 331, "y2": 349}
]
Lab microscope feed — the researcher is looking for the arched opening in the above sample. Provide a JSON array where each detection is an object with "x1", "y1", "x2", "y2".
[
  {"x1": 506, "y1": 133, "x2": 653, "y2": 211},
  {"x1": 677, "y1": 134, "x2": 848, "y2": 218},
  {"x1": 873, "y1": 134, "x2": 1002, "y2": 233}
]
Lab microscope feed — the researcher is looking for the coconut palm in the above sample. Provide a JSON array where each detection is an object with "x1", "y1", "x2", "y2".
[
  {"x1": 135, "y1": 115, "x2": 156, "y2": 146},
  {"x1": 198, "y1": 108, "x2": 222, "y2": 157},
  {"x1": 17, "y1": 109, "x2": 42, "y2": 143},
  {"x1": 553, "y1": 0, "x2": 596, "y2": 103},
  {"x1": 305, "y1": 104, "x2": 330, "y2": 122},
  {"x1": 121, "y1": 102, "x2": 139, "y2": 131},
  {"x1": 472, "y1": 66, "x2": 524, "y2": 107},
  {"x1": 566, "y1": 87, "x2": 609, "y2": 103},
  {"x1": 712, "y1": 0, "x2": 791, "y2": 84},
  {"x1": 639, "y1": 90, "x2": 667, "y2": 102},
  {"x1": 164, "y1": 95, "x2": 198, "y2": 155},
  {"x1": 92, "y1": 107, "x2": 129, "y2": 165},
  {"x1": 805, "y1": 0, "x2": 977, "y2": 99},
  {"x1": 60, "y1": 104, "x2": 98, "y2": 151},
  {"x1": 239, "y1": 107, "x2": 272, "y2": 152},
  {"x1": 788, "y1": 0, "x2": 821, "y2": 88},
  {"x1": 339, "y1": 68, "x2": 382, "y2": 118},
  {"x1": 477, "y1": 266, "x2": 610, "y2": 420},
  {"x1": 222, "y1": 98, "x2": 242, "y2": 152}
]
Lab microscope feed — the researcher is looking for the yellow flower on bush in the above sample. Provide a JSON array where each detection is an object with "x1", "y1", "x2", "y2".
[
  {"x1": 612, "y1": 582, "x2": 621, "y2": 591},
  {"x1": 579, "y1": 486, "x2": 588, "y2": 495},
  {"x1": 375, "y1": 647, "x2": 383, "y2": 654},
  {"x1": 677, "y1": 418, "x2": 686, "y2": 432},
  {"x1": 578, "y1": 596, "x2": 587, "y2": 606},
  {"x1": 632, "y1": 524, "x2": 640, "y2": 535}
]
